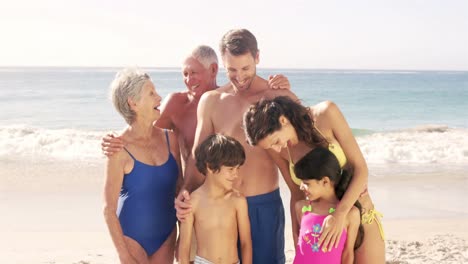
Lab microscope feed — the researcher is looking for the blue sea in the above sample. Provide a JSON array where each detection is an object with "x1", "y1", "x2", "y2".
[{"x1": 0, "y1": 67, "x2": 467, "y2": 165}]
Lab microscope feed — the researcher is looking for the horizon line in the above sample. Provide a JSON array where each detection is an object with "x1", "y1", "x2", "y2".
[{"x1": 0, "y1": 65, "x2": 467, "y2": 72}]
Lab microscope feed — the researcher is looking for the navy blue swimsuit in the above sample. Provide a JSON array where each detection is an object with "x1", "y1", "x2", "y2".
[{"x1": 117, "y1": 130, "x2": 178, "y2": 256}]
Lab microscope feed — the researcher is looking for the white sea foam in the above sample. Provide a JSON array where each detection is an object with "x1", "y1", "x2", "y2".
[
  {"x1": 358, "y1": 125, "x2": 468, "y2": 164},
  {"x1": 1, "y1": 124, "x2": 468, "y2": 164},
  {"x1": 0, "y1": 125, "x2": 104, "y2": 161}
]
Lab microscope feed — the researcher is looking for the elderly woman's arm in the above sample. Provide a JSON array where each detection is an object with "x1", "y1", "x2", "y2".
[{"x1": 103, "y1": 152, "x2": 137, "y2": 264}]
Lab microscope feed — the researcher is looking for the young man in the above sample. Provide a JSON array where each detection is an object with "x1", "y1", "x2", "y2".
[{"x1": 177, "y1": 29, "x2": 303, "y2": 264}]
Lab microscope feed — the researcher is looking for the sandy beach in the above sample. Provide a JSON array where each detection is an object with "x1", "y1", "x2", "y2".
[{"x1": 1, "y1": 158, "x2": 467, "y2": 264}]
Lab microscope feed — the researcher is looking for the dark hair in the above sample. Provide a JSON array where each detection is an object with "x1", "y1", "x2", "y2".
[
  {"x1": 243, "y1": 96, "x2": 327, "y2": 148},
  {"x1": 220, "y1": 29, "x2": 258, "y2": 58},
  {"x1": 294, "y1": 147, "x2": 364, "y2": 249},
  {"x1": 195, "y1": 134, "x2": 246, "y2": 175}
]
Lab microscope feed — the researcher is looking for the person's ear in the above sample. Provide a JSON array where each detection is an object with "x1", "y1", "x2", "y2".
[
  {"x1": 127, "y1": 97, "x2": 137, "y2": 111},
  {"x1": 255, "y1": 50, "x2": 260, "y2": 64},
  {"x1": 321, "y1": 176, "x2": 331, "y2": 187},
  {"x1": 210, "y1": 63, "x2": 218, "y2": 77},
  {"x1": 206, "y1": 165, "x2": 214, "y2": 174},
  {"x1": 279, "y1": 115, "x2": 289, "y2": 126}
]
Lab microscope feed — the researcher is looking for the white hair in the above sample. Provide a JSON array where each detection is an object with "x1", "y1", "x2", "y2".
[
  {"x1": 190, "y1": 45, "x2": 218, "y2": 69},
  {"x1": 109, "y1": 67, "x2": 150, "y2": 124}
]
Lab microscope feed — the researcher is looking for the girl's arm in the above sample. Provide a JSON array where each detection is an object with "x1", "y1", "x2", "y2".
[
  {"x1": 103, "y1": 152, "x2": 137, "y2": 264},
  {"x1": 342, "y1": 206, "x2": 361, "y2": 264},
  {"x1": 236, "y1": 196, "x2": 253, "y2": 264},
  {"x1": 179, "y1": 204, "x2": 195, "y2": 264},
  {"x1": 315, "y1": 101, "x2": 368, "y2": 250}
]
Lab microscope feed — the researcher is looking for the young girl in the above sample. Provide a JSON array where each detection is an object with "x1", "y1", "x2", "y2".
[{"x1": 293, "y1": 147, "x2": 363, "y2": 264}]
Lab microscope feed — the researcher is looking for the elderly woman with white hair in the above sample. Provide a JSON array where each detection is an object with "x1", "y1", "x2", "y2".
[{"x1": 103, "y1": 68, "x2": 182, "y2": 264}]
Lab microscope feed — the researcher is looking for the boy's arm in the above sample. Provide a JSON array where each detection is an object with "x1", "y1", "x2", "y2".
[
  {"x1": 178, "y1": 205, "x2": 195, "y2": 264},
  {"x1": 341, "y1": 206, "x2": 360, "y2": 264},
  {"x1": 236, "y1": 196, "x2": 252, "y2": 264}
]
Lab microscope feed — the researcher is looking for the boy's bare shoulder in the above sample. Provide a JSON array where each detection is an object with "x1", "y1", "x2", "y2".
[
  {"x1": 189, "y1": 189, "x2": 204, "y2": 209},
  {"x1": 228, "y1": 189, "x2": 247, "y2": 205}
]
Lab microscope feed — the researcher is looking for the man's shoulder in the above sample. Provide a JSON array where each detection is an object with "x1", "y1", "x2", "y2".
[
  {"x1": 217, "y1": 83, "x2": 234, "y2": 93},
  {"x1": 199, "y1": 89, "x2": 226, "y2": 105},
  {"x1": 159, "y1": 92, "x2": 191, "y2": 121},
  {"x1": 164, "y1": 91, "x2": 191, "y2": 106}
]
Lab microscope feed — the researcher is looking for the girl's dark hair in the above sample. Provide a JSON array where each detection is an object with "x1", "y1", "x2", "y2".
[
  {"x1": 294, "y1": 147, "x2": 364, "y2": 249},
  {"x1": 243, "y1": 96, "x2": 327, "y2": 148},
  {"x1": 195, "y1": 134, "x2": 246, "y2": 175}
]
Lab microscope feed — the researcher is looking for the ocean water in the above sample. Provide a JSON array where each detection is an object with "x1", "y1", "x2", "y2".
[{"x1": 0, "y1": 67, "x2": 467, "y2": 166}]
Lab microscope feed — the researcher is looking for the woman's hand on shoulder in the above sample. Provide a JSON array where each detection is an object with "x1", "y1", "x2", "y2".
[{"x1": 318, "y1": 210, "x2": 347, "y2": 252}]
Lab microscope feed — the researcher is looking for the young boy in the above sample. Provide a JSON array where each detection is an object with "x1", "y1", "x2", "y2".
[{"x1": 179, "y1": 134, "x2": 252, "y2": 264}]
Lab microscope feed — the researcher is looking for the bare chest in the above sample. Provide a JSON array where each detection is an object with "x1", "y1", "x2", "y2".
[
  {"x1": 195, "y1": 202, "x2": 237, "y2": 230},
  {"x1": 210, "y1": 95, "x2": 259, "y2": 138}
]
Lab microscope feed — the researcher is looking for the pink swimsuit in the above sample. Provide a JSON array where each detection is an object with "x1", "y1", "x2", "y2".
[{"x1": 293, "y1": 212, "x2": 347, "y2": 264}]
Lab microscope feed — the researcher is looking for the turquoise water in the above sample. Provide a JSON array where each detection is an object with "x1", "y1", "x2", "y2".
[
  {"x1": 0, "y1": 67, "x2": 467, "y2": 164},
  {"x1": 1, "y1": 67, "x2": 466, "y2": 131}
]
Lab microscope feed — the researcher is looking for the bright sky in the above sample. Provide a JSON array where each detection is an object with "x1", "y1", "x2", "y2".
[{"x1": 1, "y1": 0, "x2": 467, "y2": 70}]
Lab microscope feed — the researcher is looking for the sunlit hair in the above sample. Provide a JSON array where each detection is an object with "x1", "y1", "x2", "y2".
[
  {"x1": 220, "y1": 29, "x2": 258, "y2": 58},
  {"x1": 109, "y1": 67, "x2": 150, "y2": 124},
  {"x1": 195, "y1": 134, "x2": 246, "y2": 176},
  {"x1": 294, "y1": 147, "x2": 364, "y2": 249},
  {"x1": 190, "y1": 45, "x2": 218, "y2": 69},
  {"x1": 243, "y1": 96, "x2": 327, "y2": 148}
]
